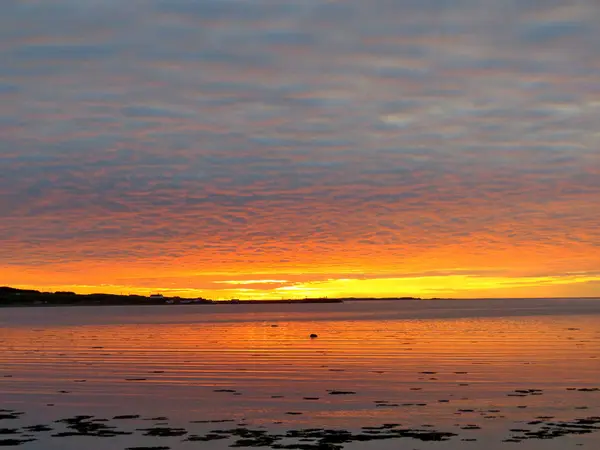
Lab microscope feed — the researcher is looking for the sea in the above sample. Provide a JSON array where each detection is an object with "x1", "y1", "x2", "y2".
[{"x1": 1, "y1": 298, "x2": 599, "y2": 449}]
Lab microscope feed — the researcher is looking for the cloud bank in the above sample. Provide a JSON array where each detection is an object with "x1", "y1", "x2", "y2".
[{"x1": 1, "y1": 0, "x2": 599, "y2": 298}]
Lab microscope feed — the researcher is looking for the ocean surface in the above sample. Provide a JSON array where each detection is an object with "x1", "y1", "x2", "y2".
[{"x1": 1, "y1": 298, "x2": 599, "y2": 449}]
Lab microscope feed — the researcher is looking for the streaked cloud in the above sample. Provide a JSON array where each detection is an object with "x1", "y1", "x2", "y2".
[
  {"x1": 1, "y1": 0, "x2": 599, "y2": 298},
  {"x1": 214, "y1": 280, "x2": 289, "y2": 286}
]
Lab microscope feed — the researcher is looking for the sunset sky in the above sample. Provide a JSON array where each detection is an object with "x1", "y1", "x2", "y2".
[{"x1": 1, "y1": 0, "x2": 599, "y2": 300}]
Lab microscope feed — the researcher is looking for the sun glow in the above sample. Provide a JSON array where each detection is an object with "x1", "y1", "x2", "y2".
[{"x1": 5, "y1": 271, "x2": 600, "y2": 301}]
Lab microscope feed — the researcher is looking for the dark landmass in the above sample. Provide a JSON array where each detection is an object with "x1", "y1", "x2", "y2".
[
  {"x1": 343, "y1": 297, "x2": 421, "y2": 301},
  {"x1": 3, "y1": 287, "x2": 598, "y2": 308},
  {"x1": 0, "y1": 286, "x2": 179, "y2": 307},
  {"x1": 0, "y1": 286, "x2": 355, "y2": 307}
]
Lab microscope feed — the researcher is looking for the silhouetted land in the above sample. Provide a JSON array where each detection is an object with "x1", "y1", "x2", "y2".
[
  {"x1": 4, "y1": 287, "x2": 598, "y2": 307},
  {"x1": 0, "y1": 286, "x2": 386, "y2": 307}
]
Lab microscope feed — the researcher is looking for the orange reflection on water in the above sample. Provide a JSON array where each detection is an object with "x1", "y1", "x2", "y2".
[{"x1": 1, "y1": 302, "x2": 600, "y2": 450}]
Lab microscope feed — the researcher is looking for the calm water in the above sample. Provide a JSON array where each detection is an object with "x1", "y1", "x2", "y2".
[{"x1": 1, "y1": 299, "x2": 599, "y2": 449}]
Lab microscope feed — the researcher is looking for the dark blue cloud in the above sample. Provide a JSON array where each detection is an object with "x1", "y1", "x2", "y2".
[
  {"x1": 121, "y1": 105, "x2": 197, "y2": 119},
  {"x1": 521, "y1": 21, "x2": 589, "y2": 43},
  {"x1": 12, "y1": 44, "x2": 117, "y2": 61}
]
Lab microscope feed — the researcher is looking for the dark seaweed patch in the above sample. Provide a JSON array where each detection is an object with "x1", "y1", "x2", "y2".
[
  {"x1": 138, "y1": 427, "x2": 187, "y2": 437},
  {"x1": 186, "y1": 433, "x2": 229, "y2": 441},
  {"x1": 190, "y1": 419, "x2": 234, "y2": 424},
  {"x1": 184, "y1": 425, "x2": 458, "y2": 448},
  {"x1": 0, "y1": 438, "x2": 36, "y2": 446},
  {"x1": 53, "y1": 415, "x2": 132, "y2": 437},
  {"x1": 22, "y1": 425, "x2": 52, "y2": 433},
  {"x1": 506, "y1": 416, "x2": 600, "y2": 442},
  {"x1": 327, "y1": 390, "x2": 356, "y2": 395}
]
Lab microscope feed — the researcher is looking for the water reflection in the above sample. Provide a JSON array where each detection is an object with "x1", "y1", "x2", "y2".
[{"x1": 1, "y1": 301, "x2": 599, "y2": 449}]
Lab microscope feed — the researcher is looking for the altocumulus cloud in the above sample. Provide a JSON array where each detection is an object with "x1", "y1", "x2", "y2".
[{"x1": 1, "y1": 0, "x2": 599, "y2": 297}]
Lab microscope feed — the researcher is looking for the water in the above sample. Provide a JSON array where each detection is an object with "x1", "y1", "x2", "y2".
[{"x1": 1, "y1": 299, "x2": 599, "y2": 449}]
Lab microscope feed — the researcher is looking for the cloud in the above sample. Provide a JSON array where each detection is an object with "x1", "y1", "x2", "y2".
[
  {"x1": 121, "y1": 105, "x2": 197, "y2": 119},
  {"x1": 1, "y1": 0, "x2": 599, "y2": 298},
  {"x1": 520, "y1": 21, "x2": 589, "y2": 43}
]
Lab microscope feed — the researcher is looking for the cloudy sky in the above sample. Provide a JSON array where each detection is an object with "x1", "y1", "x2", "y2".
[{"x1": 1, "y1": 0, "x2": 599, "y2": 299}]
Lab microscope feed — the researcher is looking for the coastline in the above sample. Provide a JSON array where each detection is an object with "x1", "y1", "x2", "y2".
[
  {"x1": 2, "y1": 286, "x2": 599, "y2": 308},
  {"x1": 0, "y1": 286, "x2": 421, "y2": 307}
]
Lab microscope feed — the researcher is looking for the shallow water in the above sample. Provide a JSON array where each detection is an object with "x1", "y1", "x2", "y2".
[{"x1": 1, "y1": 299, "x2": 599, "y2": 449}]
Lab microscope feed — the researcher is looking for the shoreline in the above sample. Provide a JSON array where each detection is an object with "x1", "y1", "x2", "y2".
[
  {"x1": 2, "y1": 287, "x2": 599, "y2": 308},
  {"x1": 0, "y1": 286, "x2": 414, "y2": 307},
  {"x1": 0, "y1": 298, "x2": 347, "y2": 308}
]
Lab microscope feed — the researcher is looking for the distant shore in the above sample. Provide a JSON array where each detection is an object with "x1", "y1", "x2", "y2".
[
  {"x1": 0, "y1": 286, "x2": 424, "y2": 307},
  {"x1": 3, "y1": 286, "x2": 597, "y2": 308}
]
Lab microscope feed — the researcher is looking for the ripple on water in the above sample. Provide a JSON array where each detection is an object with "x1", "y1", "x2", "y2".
[{"x1": 0, "y1": 301, "x2": 599, "y2": 449}]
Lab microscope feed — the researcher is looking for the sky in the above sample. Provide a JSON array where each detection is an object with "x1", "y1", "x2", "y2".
[{"x1": 1, "y1": 0, "x2": 599, "y2": 300}]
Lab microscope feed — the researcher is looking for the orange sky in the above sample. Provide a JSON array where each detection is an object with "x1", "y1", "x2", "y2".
[
  {"x1": 3, "y1": 239, "x2": 600, "y2": 299},
  {"x1": 2, "y1": 1, "x2": 599, "y2": 299}
]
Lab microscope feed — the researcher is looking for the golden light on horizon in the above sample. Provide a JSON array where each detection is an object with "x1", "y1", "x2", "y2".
[
  {"x1": 1, "y1": 0, "x2": 599, "y2": 301},
  {"x1": 6, "y1": 271, "x2": 600, "y2": 301}
]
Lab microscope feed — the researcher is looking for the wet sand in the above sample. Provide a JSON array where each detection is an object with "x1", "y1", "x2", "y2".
[{"x1": 1, "y1": 299, "x2": 599, "y2": 449}]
